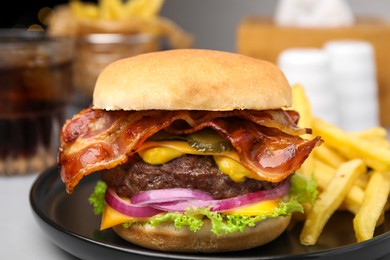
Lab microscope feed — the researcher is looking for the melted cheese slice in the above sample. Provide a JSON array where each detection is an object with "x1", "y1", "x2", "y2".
[
  {"x1": 101, "y1": 203, "x2": 148, "y2": 230},
  {"x1": 138, "y1": 141, "x2": 257, "y2": 182},
  {"x1": 224, "y1": 199, "x2": 280, "y2": 216},
  {"x1": 100, "y1": 199, "x2": 279, "y2": 230},
  {"x1": 138, "y1": 141, "x2": 240, "y2": 162}
]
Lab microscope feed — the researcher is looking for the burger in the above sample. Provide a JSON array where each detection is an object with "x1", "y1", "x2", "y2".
[{"x1": 59, "y1": 49, "x2": 322, "y2": 253}]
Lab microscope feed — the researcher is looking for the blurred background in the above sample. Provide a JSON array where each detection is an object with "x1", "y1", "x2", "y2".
[
  {"x1": 2, "y1": 0, "x2": 390, "y2": 51},
  {"x1": 3, "y1": 0, "x2": 390, "y2": 129},
  {"x1": 2, "y1": 2, "x2": 390, "y2": 258},
  {"x1": 0, "y1": 1, "x2": 388, "y2": 48}
]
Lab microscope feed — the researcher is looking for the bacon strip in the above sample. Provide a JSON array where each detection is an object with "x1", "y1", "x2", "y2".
[
  {"x1": 59, "y1": 108, "x2": 321, "y2": 193},
  {"x1": 165, "y1": 109, "x2": 309, "y2": 136},
  {"x1": 193, "y1": 118, "x2": 321, "y2": 182}
]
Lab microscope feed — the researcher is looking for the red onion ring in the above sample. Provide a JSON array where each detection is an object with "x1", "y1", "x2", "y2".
[
  {"x1": 136, "y1": 181, "x2": 290, "y2": 213},
  {"x1": 131, "y1": 188, "x2": 213, "y2": 205},
  {"x1": 105, "y1": 189, "x2": 162, "y2": 218},
  {"x1": 105, "y1": 181, "x2": 290, "y2": 217}
]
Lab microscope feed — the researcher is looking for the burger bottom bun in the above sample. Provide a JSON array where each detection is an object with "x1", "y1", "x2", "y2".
[{"x1": 112, "y1": 215, "x2": 291, "y2": 253}]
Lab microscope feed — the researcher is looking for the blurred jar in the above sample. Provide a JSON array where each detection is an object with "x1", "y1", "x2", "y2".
[
  {"x1": 0, "y1": 29, "x2": 74, "y2": 176},
  {"x1": 72, "y1": 33, "x2": 160, "y2": 108}
]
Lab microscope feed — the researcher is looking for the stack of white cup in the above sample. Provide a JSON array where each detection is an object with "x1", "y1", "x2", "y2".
[
  {"x1": 277, "y1": 41, "x2": 379, "y2": 132},
  {"x1": 277, "y1": 48, "x2": 339, "y2": 126},
  {"x1": 324, "y1": 40, "x2": 379, "y2": 131}
]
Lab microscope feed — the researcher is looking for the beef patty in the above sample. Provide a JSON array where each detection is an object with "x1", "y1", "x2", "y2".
[{"x1": 100, "y1": 154, "x2": 288, "y2": 200}]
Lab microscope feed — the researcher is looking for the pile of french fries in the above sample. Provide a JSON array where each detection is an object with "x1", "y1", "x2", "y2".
[
  {"x1": 291, "y1": 84, "x2": 390, "y2": 245},
  {"x1": 69, "y1": 0, "x2": 165, "y2": 21}
]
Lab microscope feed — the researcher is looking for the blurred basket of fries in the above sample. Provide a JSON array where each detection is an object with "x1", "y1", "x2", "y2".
[
  {"x1": 290, "y1": 84, "x2": 390, "y2": 246},
  {"x1": 47, "y1": 0, "x2": 194, "y2": 105},
  {"x1": 47, "y1": 0, "x2": 193, "y2": 49}
]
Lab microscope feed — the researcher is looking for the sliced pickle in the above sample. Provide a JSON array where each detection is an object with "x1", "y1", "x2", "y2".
[
  {"x1": 187, "y1": 128, "x2": 234, "y2": 153},
  {"x1": 147, "y1": 130, "x2": 187, "y2": 142}
]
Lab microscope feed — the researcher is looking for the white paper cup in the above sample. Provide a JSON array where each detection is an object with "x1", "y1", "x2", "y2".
[
  {"x1": 278, "y1": 48, "x2": 339, "y2": 125},
  {"x1": 324, "y1": 40, "x2": 379, "y2": 131}
]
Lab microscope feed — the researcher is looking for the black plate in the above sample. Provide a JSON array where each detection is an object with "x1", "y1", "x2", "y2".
[{"x1": 30, "y1": 166, "x2": 390, "y2": 260}]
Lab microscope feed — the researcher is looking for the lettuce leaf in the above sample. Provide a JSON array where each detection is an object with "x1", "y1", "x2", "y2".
[
  {"x1": 88, "y1": 181, "x2": 107, "y2": 215},
  {"x1": 149, "y1": 197, "x2": 303, "y2": 235},
  {"x1": 88, "y1": 173, "x2": 318, "y2": 235},
  {"x1": 290, "y1": 173, "x2": 318, "y2": 204}
]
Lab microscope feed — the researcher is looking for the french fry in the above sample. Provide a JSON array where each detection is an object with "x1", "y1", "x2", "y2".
[
  {"x1": 291, "y1": 84, "x2": 313, "y2": 130},
  {"x1": 300, "y1": 159, "x2": 366, "y2": 245},
  {"x1": 376, "y1": 209, "x2": 385, "y2": 227},
  {"x1": 71, "y1": 0, "x2": 165, "y2": 20},
  {"x1": 354, "y1": 172, "x2": 369, "y2": 190},
  {"x1": 70, "y1": 1, "x2": 99, "y2": 19},
  {"x1": 353, "y1": 171, "x2": 390, "y2": 242},
  {"x1": 123, "y1": 0, "x2": 165, "y2": 20},
  {"x1": 352, "y1": 127, "x2": 388, "y2": 140},
  {"x1": 313, "y1": 144, "x2": 346, "y2": 169},
  {"x1": 353, "y1": 127, "x2": 390, "y2": 150},
  {"x1": 312, "y1": 117, "x2": 390, "y2": 172},
  {"x1": 291, "y1": 84, "x2": 315, "y2": 177},
  {"x1": 368, "y1": 138, "x2": 390, "y2": 150},
  {"x1": 99, "y1": 0, "x2": 123, "y2": 20},
  {"x1": 312, "y1": 159, "x2": 335, "y2": 190},
  {"x1": 341, "y1": 185, "x2": 365, "y2": 214},
  {"x1": 314, "y1": 158, "x2": 365, "y2": 214}
]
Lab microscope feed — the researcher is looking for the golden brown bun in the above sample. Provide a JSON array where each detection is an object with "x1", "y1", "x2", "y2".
[
  {"x1": 112, "y1": 215, "x2": 291, "y2": 253},
  {"x1": 93, "y1": 49, "x2": 291, "y2": 111}
]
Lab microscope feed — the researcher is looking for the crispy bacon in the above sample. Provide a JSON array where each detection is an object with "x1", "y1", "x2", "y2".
[
  {"x1": 59, "y1": 107, "x2": 321, "y2": 193},
  {"x1": 193, "y1": 118, "x2": 321, "y2": 181}
]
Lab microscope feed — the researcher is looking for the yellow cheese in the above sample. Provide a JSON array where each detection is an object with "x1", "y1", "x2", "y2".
[
  {"x1": 137, "y1": 141, "x2": 259, "y2": 181},
  {"x1": 100, "y1": 203, "x2": 148, "y2": 230},
  {"x1": 138, "y1": 147, "x2": 185, "y2": 165},
  {"x1": 213, "y1": 156, "x2": 258, "y2": 182},
  {"x1": 224, "y1": 199, "x2": 280, "y2": 216},
  {"x1": 100, "y1": 199, "x2": 279, "y2": 229},
  {"x1": 138, "y1": 141, "x2": 240, "y2": 162}
]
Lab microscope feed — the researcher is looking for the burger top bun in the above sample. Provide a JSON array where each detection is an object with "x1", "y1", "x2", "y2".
[{"x1": 93, "y1": 49, "x2": 292, "y2": 111}]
